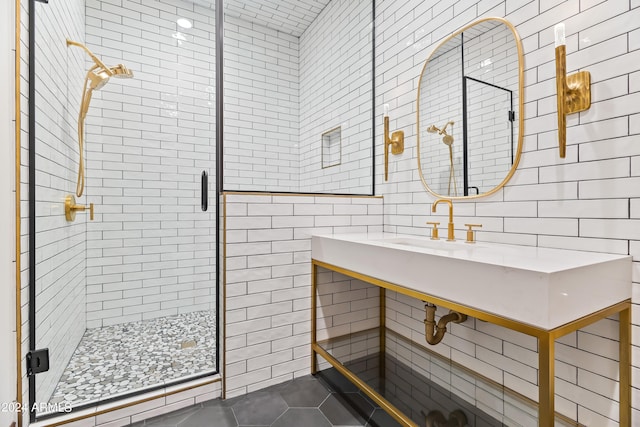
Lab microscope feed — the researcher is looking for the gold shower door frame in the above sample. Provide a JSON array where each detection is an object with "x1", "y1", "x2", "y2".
[{"x1": 310, "y1": 259, "x2": 631, "y2": 427}]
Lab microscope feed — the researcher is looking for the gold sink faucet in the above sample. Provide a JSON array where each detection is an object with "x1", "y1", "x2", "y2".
[{"x1": 432, "y1": 199, "x2": 455, "y2": 241}]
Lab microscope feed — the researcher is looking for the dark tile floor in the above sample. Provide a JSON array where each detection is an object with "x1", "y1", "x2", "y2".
[{"x1": 132, "y1": 370, "x2": 400, "y2": 427}]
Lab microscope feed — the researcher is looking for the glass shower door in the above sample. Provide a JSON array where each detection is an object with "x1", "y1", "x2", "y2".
[{"x1": 32, "y1": 0, "x2": 218, "y2": 417}]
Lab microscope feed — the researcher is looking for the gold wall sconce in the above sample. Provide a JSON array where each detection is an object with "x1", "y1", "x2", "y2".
[
  {"x1": 383, "y1": 105, "x2": 404, "y2": 181},
  {"x1": 554, "y1": 23, "x2": 591, "y2": 158},
  {"x1": 65, "y1": 195, "x2": 94, "y2": 222}
]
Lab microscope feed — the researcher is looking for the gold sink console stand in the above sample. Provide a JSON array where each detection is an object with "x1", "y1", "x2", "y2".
[{"x1": 310, "y1": 259, "x2": 631, "y2": 427}]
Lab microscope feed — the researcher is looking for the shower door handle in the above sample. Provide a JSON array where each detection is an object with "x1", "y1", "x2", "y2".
[{"x1": 201, "y1": 171, "x2": 208, "y2": 211}]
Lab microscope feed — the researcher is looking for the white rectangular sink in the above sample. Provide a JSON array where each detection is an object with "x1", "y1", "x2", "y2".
[{"x1": 311, "y1": 233, "x2": 631, "y2": 330}]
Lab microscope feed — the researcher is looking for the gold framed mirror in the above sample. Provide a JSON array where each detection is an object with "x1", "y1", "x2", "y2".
[{"x1": 417, "y1": 17, "x2": 524, "y2": 199}]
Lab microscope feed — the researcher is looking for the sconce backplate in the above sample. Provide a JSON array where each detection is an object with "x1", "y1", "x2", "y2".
[
  {"x1": 390, "y1": 131, "x2": 404, "y2": 155},
  {"x1": 65, "y1": 195, "x2": 77, "y2": 222},
  {"x1": 566, "y1": 70, "x2": 591, "y2": 114}
]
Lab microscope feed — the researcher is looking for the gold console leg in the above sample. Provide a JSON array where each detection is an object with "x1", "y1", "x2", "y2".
[
  {"x1": 379, "y1": 288, "x2": 386, "y2": 391},
  {"x1": 620, "y1": 306, "x2": 631, "y2": 427},
  {"x1": 311, "y1": 262, "x2": 318, "y2": 374},
  {"x1": 539, "y1": 334, "x2": 555, "y2": 427}
]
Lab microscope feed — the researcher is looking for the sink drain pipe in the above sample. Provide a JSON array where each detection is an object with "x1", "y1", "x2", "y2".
[{"x1": 424, "y1": 303, "x2": 467, "y2": 345}]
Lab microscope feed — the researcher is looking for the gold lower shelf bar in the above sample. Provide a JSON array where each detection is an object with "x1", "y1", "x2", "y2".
[{"x1": 312, "y1": 343, "x2": 417, "y2": 427}]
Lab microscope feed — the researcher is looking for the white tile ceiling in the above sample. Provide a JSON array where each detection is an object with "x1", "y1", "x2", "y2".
[{"x1": 224, "y1": 0, "x2": 332, "y2": 37}]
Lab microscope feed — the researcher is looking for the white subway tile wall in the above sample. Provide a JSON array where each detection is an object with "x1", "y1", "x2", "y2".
[
  {"x1": 225, "y1": 0, "x2": 330, "y2": 38},
  {"x1": 84, "y1": 0, "x2": 217, "y2": 327},
  {"x1": 223, "y1": 16, "x2": 300, "y2": 191},
  {"x1": 315, "y1": 266, "x2": 380, "y2": 343},
  {"x1": 377, "y1": 0, "x2": 640, "y2": 424},
  {"x1": 298, "y1": 0, "x2": 373, "y2": 194},
  {"x1": 223, "y1": 193, "x2": 383, "y2": 398},
  {"x1": 32, "y1": 0, "x2": 87, "y2": 405},
  {"x1": 223, "y1": 0, "x2": 374, "y2": 194}
]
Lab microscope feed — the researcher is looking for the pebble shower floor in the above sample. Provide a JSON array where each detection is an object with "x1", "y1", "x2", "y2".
[{"x1": 47, "y1": 311, "x2": 216, "y2": 407}]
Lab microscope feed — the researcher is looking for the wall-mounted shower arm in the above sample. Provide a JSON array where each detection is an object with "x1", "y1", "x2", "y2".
[
  {"x1": 427, "y1": 121, "x2": 454, "y2": 137},
  {"x1": 66, "y1": 39, "x2": 111, "y2": 77}
]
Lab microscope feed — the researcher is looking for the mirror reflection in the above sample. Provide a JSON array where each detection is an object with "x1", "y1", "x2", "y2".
[{"x1": 417, "y1": 18, "x2": 522, "y2": 198}]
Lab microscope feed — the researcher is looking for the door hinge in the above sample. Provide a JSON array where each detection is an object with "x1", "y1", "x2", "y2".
[
  {"x1": 26, "y1": 349, "x2": 49, "y2": 376},
  {"x1": 508, "y1": 110, "x2": 515, "y2": 122}
]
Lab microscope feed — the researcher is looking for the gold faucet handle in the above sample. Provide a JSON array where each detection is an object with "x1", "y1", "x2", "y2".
[
  {"x1": 464, "y1": 223, "x2": 482, "y2": 243},
  {"x1": 426, "y1": 221, "x2": 440, "y2": 240},
  {"x1": 65, "y1": 195, "x2": 95, "y2": 222}
]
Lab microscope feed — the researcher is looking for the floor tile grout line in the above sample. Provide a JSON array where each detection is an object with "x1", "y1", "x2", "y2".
[{"x1": 143, "y1": 375, "x2": 382, "y2": 427}]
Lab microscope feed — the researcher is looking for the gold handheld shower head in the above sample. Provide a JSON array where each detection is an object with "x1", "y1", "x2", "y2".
[
  {"x1": 67, "y1": 39, "x2": 133, "y2": 88},
  {"x1": 438, "y1": 121, "x2": 455, "y2": 145},
  {"x1": 427, "y1": 121, "x2": 457, "y2": 195},
  {"x1": 440, "y1": 121, "x2": 454, "y2": 146},
  {"x1": 86, "y1": 63, "x2": 133, "y2": 91},
  {"x1": 109, "y1": 63, "x2": 134, "y2": 78},
  {"x1": 66, "y1": 39, "x2": 133, "y2": 197}
]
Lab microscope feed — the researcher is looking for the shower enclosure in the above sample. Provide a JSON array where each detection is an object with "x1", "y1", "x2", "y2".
[
  {"x1": 30, "y1": 0, "x2": 218, "y2": 418},
  {"x1": 28, "y1": 0, "x2": 374, "y2": 422}
]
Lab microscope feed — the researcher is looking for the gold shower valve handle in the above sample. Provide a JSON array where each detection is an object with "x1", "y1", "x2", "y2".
[
  {"x1": 65, "y1": 195, "x2": 95, "y2": 222},
  {"x1": 464, "y1": 223, "x2": 482, "y2": 243},
  {"x1": 426, "y1": 222, "x2": 440, "y2": 240}
]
